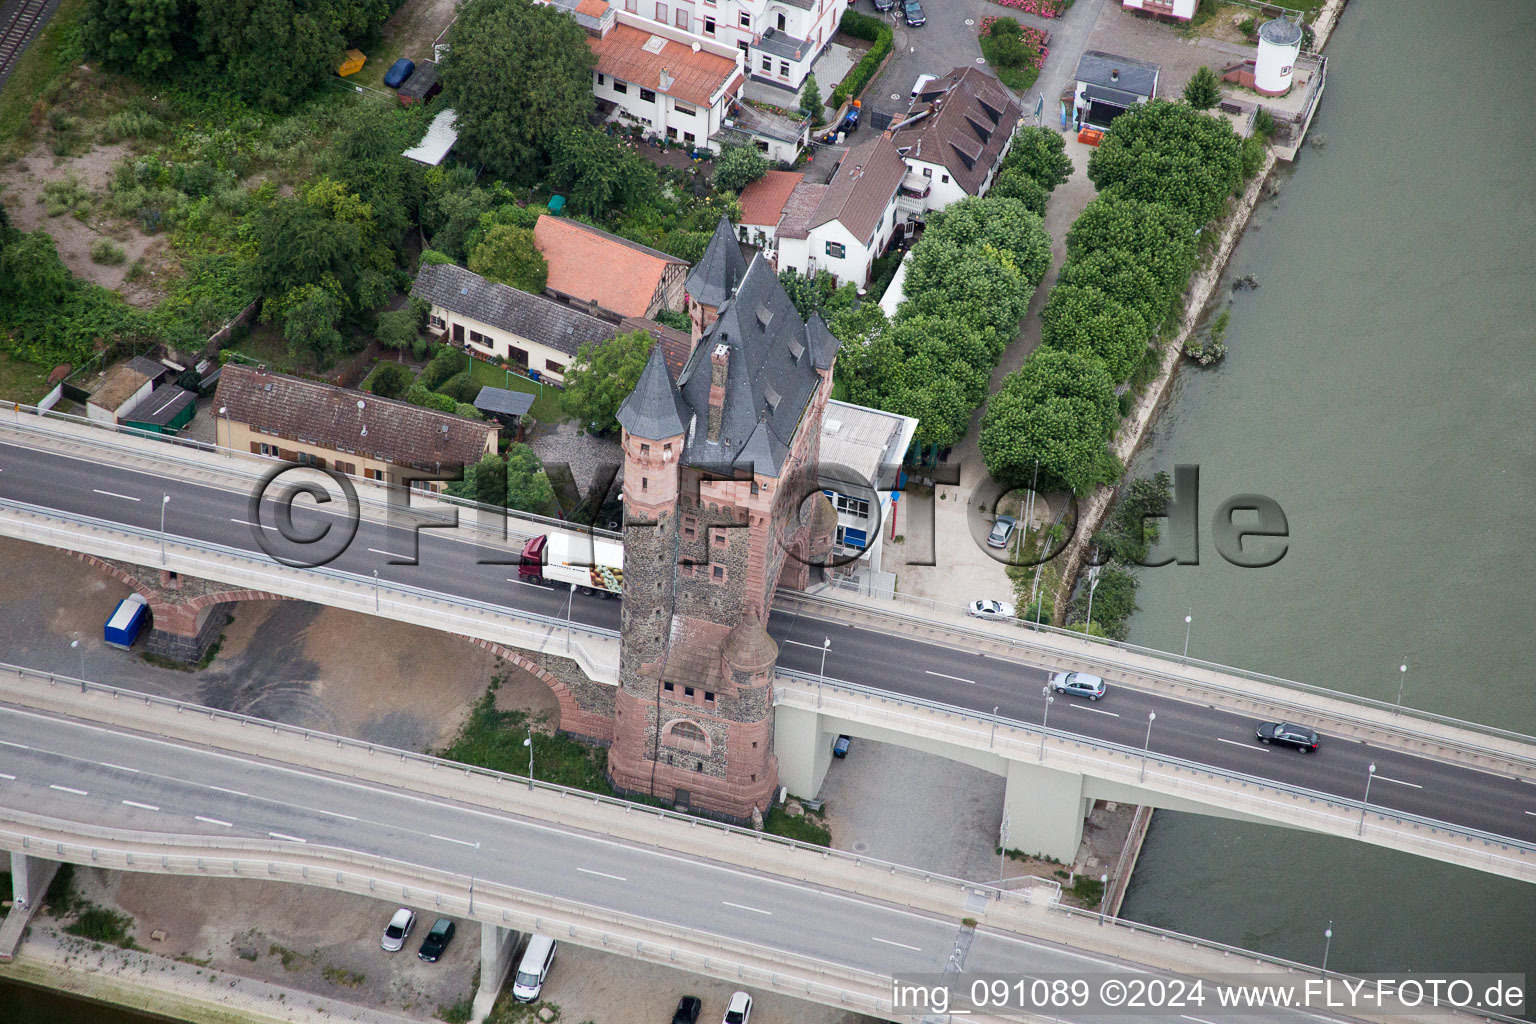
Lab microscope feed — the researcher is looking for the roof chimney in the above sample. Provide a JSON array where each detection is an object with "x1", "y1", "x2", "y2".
[
  {"x1": 659, "y1": 66, "x2": 674, "y2": 92},
  {"x1": 707, "y1": 342, "x2": 729, "y2": 443},
  {"x1": 1110, "y1": 68, "x2": 1120, "y2": 81}
]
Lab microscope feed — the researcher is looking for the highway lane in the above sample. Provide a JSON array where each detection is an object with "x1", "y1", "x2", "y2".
[
  {"x1": 0, "y1": 706, "x2": 1348, "y2": 1024},
  {"x1": 4, "y1": 441, "x2": 1535, "y2": 846}
]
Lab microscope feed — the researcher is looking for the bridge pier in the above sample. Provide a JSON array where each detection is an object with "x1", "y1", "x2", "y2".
[
  {"x1": 773, "y1": 703, "x2": 837, "y2": 800},
  {"x1": 471, "y1": 923, "x2": 522, "y2": 1023},
  {"x1": 1003, "y1": 759, "x2": 1090, "y2": 864},
  {"x1": 0, "y1": 852, "x2": 60, "y2": 962}
]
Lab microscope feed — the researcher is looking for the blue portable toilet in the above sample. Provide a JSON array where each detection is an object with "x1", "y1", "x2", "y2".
[
  {"x1": 384, "y1": 58, "x2": 416, "y2": 89},
  {"x1": 103, "y1": 594, "x2": 149, "y2": 649}
]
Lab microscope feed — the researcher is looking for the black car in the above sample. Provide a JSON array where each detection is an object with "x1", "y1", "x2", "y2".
[
  {"x1": 903, "y1": 0, "x2": 925, "y2": 25},
  {"x1": 1255, "y1": 722, "x2": 1319, "y2": 751},
  {"x1": 873, "y1": 0, "x2": 895, "y2": 10},
  {"x1": 673, "y1": 995, "x2": 702, "y2": 1024},
  {"x1": 417, "y1": 918, "x2": 456, "y2": 962}
]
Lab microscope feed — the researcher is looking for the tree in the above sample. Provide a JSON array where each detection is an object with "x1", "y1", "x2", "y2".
[
  {"x1": 440, "y1": 0, "x2": 597, "y2": 181},
  {"x1": 560, "y1": 330, "x2": 655, "y2": 433},
  {"x1": 450, "y1": 452, "x2": 509, "y2": 507},
  {"x1": 799, "y1": 73, "x2": 823, "y2": 123},
  {"x1": 276, "y1": 283, "x2": 345, "y2": 361},
  {"x1": 195, "y1": 0, "x2": 353, "y2": 111},
  {"x1": 915, "y1": 195, "x2": 1052, "y2": 288},
  {"x1": 422, "y1": 345, "x2": 468, "y2": 390},
  {"x1": 321, "y1": 103, "x2": 424, "y2": 249},
  {"x1": 404, "y1": 383, "x2": 460, "y2": 414},
  {"x1": 469, "y1": 224, "x2": 549, "y2": 294},
  {"x1": 1066, "y1": 193, "x2": 1199, "y2": 299},
  {"x1": 1087, "y1": 100, "x2": 1244, "y2": 225},
  {"x1": 376, "y1": 308, "x2": 420, "y2": 357},
  {"x1": 369, "y1": 361, "x2": 415, "y2": 399},
  {"x1": 988, "y1": 167, "x2": 1049, "y2": 216},
  {"x1": 437, "y1": 370, "x2": 483, "y2": 404},
  {"x1": 653, "y1": 308, "x2": 691, "y2": 331},
  {"x1": 1183, "y1": 65, "x2": 1222, "y2": 110},
  {"x1": 506, "y1": 443, "x2": 558, "y2": 516},
  {"x1": 1001, "y1": 125, "x2": 1073, "y2": 191},
  {"x1": 1055, "y1": 247, "x2": 1168, "y2": 333},
  {"x1": 0, "y1": 231, "x2": 73, "y2": 310},
  {"x1": 979, "y1": 349, "x2": 1120, "y2": 495},
  {"x1": 546, "y1": 129, "x2": 659, "y2": 219},
  {"x1": 1038, "y1": 284, "x2": 1150, "y2": 383},
  {"x1": 713, "y1": 145, "x2": 770, "y2": 194},
  {"x1": 83, "y1": 0, "x2": 185, "y2": 75}
]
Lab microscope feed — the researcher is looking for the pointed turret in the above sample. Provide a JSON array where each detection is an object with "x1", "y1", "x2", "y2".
[
  {"x1": 617, "y1": 344, "x2": 687, "y2": 441},
  {"x1": 686, "y1": 216, "x2": 749, "y2": 315},
  {"x1": 806, "y1": 312, "x2": 841, "y2": 371}
]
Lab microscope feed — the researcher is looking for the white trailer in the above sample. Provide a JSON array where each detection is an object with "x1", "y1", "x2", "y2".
[{"x1": 520, "y1": 530, "x2": 624, "y2": 597}]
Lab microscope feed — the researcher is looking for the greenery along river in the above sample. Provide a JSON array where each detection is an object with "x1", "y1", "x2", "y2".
[{"x1": 1118, "y1": 0, "x2": 1536, "y2": 999}]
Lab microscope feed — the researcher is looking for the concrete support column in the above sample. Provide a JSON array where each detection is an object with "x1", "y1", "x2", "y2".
[
  {"x1": 773, "y1": 703, "x2": 836, "y2": 800},
  {"x1": 1, "y1": 852, "x2": 60, "y2": 962},
  {"x1": 470, "y1": 923, "x2": 522, "y2": 1023},
  {"x1": 1002, "y1": 758, "x2": 1090, "y2": 864}
]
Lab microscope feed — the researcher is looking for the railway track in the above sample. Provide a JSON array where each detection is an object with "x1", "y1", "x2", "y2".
[{"x1": 0, "y1": 0, "x2": 52, "y2": 87}]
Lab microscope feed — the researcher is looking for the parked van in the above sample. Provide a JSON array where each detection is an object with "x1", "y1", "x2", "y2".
[{"x1": 511, "y1": 935, "x2": 557, "y2": 1002}]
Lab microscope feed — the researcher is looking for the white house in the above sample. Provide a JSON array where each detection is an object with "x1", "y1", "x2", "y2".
[
  {"x1": 1072, "y1": 50, "x2": 1161, "y2": 132},
  {"x1": 1121, "y1": 0, "x2": 1197, "y2": 20},
  {"x1": 776, "y1": 135, "x2": 906, "y2": 288},
  {"x1": 890, "y1": 66, "x2": 1023, "y2": 217},
  {"x1": 588, "y1": 12, "x2": 746, "y2": 147}
]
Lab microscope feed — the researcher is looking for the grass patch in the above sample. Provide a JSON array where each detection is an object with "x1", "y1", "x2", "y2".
[
  {"x1": 978, "y1": 18, "x2": 1044, "y2": 94},
  {"x1": 65, "y1": 906, "x2": 140, "y2": 948},
  {"x1": 465, "y1": 353, "x2": 564, "y2": 423},
  {"x1": 0, "y1": 351, "x2": 54, "y2": 404},
  {"x1": 0, "y1": 0, "x2": 86, "y2": 146},
  {"x1": 763, "y1": 806, "x2": 831, "y2": 847},
  {"x1": 437, "y1": 677, "x2": 614, "y2": 795},
  {"x1": 437, "y1": 999, "x2": 474, "y2": 1024},
  {"x1": 322, "y1": 964, "x2": 366, "y2": 986},
  {"x1": 1069, "y1": 873, "x2": 1105, "y2": 907},
  {"x1": 269, "y1": 943, "x2": 318, "y2": 971}
]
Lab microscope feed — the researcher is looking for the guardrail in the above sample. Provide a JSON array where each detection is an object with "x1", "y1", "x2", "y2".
[
  {"x1": 0, "y1": 661, "x2": 1061, "y2": 911},
  {"x1": 0, "y1": 809, "x2": 905, "y2": 1020},
  {"x1": 779, "y1": 589, "x2": 1536, "y2": 769},
  {"x1": 775, "y1": 668, "x2": 1536, "y2": 865}
]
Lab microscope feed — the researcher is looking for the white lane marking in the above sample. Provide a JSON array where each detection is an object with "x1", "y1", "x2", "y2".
[
  {"x1": 508, "y1": 578, "x2": 553, "y2": 590},
  {"x1": 206, "y1": 786, "x2": 248, "y2": 797},
  {"x1": 430, "y1": 834, "x2": 480, "y2": 849},
  {"x1": 1182, "y1": 1016, "x2": 1221, "y2": 1024},
  {"x1": 782, "y1": 640, "x2": 826, "y2": 649},
  {"x1": 318, "y1": 809, "x2": 358, "y2": 821},
  {"x1": 49, "y1": 784, "x2": 88, "y2": 795},
  {"x1": 722, "y1": 901, "x2": 772, "y2": 916},
  {"x1": 0, "y1": 773, "x2": 16, "y2": 780},
  {"x1": 0, "y1": 740, "x2": 29, "y2": 749},
  {"x1": 100, "y1": 763, "x2": 139, "y2": 773},
  {"x1": 92, "y1": 489, "x2": 140, "y2": 502},
  {"x1": 1217, "y1": 737, "x2": 1266, "y2": 751},
  {"x1": 925, "y1": 670, "x2": 975, "y2": 684},
  {"x1": 230, "y1": 518, "x2": 278, "y2": 532},
  {"x1": 1071, "y1": 704, "x2": 1119, "y2": 717},
  {"x1": 1525, "y1": 810, "x2": 1536, "y2": 817},
  {"x1": 1374, "y1": 775, "x2": 1423, "y2": 789},
  {"x1": 368, "y1": 547, "x2": 415, "y2": 561},
  {"x1": 871, "y1": 936, "x2": 922, "y2": 952},
  {"x1": 576, "y1": 867, "x2": 627, "y2": 882},
  {"x1": 122, "y1": 800, "x2": 160, "y2": 811},
  {"x1": 269, "y1": 832, "x2": 308, "y2": 843},
  {"x1": 196, "y1": 816, "x2": 233, "y2": 828},
  {"x1": 1520, "y1": 778, "x2": 1536, "y2": 786}
]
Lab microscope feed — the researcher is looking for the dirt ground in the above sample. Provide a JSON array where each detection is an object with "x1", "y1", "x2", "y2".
[
  {"x1": 0, "y1": 537, "x2": 558, "y2": 750},
  {"x1": 58, "y1": 868, "x2": 875, "y2": 1024},
  {"x1": 0, "y1": 139, "x2": 172, "y2": 306},
  {"x1": 350, "y1": 0, "x2": 460, "y2": 91}
]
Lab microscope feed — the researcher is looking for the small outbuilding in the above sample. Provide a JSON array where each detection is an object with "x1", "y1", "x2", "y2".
[
  {"x1": 398, "y1": 59, "x2": 441, "y2": 106},
  {"x1": 1071, "y1": 50, "x2": 1161, "y2": 134},
  {"x1": 472, "y1": 386, "x2": 536, "y2": 432},
  {"x1": 121, "y1": 383, "x2": 197, "y2": 435},
  {"x1": 403, "y1": 108, "x2": 458, "y2": 166}
]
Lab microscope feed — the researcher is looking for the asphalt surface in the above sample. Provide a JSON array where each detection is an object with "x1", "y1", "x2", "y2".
[
  {"x1": 2, "y1": 440, "x2": 1534, "y2": 847},
  {"x1": 0, "y1": 705, "x2": 1363, "y2": 1024}
]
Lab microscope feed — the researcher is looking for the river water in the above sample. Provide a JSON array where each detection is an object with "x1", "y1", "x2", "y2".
[{"x1": 1119, "y1": 0, "x2": 1536, "y2": 991}]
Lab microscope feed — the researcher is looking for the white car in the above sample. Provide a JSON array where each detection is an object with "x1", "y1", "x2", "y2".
[
  {"x1": 968, "y1": 599, "x2": 1016, "y2": 620},
  {"x1": 381, "y1": 908, "x2": 415, "y2": 952},
  {"x1": 723, "y1": 991, "x2": 753, "y2": 1024}
]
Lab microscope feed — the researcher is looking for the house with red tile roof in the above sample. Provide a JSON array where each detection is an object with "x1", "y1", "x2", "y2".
[
  {"x1": 533, "y1": 215, "x2": 688, "y2": 321},
  {"x1": 585, "y1": 15, "x2": 745, "y2": 150},
  {"x1": 736, "y1": 170, "x2": 805, "y2": 251},
  {"x1": 776, "y1": 135, "x2": 907, "y2": 289}
]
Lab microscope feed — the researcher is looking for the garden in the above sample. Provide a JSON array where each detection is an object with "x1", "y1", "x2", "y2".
[{"x1": 978, "y1": 16, "x2": 1050, "y2": 93}]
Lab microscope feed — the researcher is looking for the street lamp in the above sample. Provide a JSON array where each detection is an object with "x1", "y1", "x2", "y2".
[
  {"x1": 70, "y1": 634, "x2": 85, "y2": 692},
  {"x1": 218, "y1": 406, "x2": 228, "y2": 452},
  {"x1": 565, "y1": 582, "x2": 577, "y2": 653},
  {"x1": 159, "y1": 494, "x2": 171, "y2": 563},
  {"x1": 990, "y1": 705, "x2": 1000, "y2": 748},
  {"x1": 1323, "y1": 921, "x2": 1333, "y2": 971},
  {"x1": 373, "y1": 569, "x2": 380, "y2": 611},
  {"x1": 1140, "y1": 711, "x2": 1156, "y2": 782},
  {"x1": 1038, "y1": 685, "x2": 1054, "y2": 762},
  {"x1": 1083, "y1": 564, "x2": 1101, "y2": 635},
  {"x1": 1358, "y1": 762, "x2": 1376, "y2": 835},
  {"x1": 819, "y1": 637, "x2": 831, "y2": 683},
  {"x1": 523, "y1": 729, "x2": 534, "y2": 791},
  {"x1": 1098, "y1": 873, "x2": 1109, "y2": 923},
  {"x1": 1394, "y1": 663, "x2": 1408, "y2": 710},
  {"x1": 1182, "y1": 609, "x2": 1193, "y2": 662}
]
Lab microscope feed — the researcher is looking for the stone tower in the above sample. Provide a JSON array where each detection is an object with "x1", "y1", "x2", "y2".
[{"x1": 609, "y1": 218, "x2": 839, "y2": 822}]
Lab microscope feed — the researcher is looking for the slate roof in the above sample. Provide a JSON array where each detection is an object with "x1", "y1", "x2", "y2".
[
  {"x1": 411, "y1": 262, "x2": 617, "y2": 357},
  {"x1": 1082, "y1": 83, "x2": 1144, "y2": 108},
  {"x1": 617, "y1": 343, "x2": 689, "y2": 440},
  {"x1": 686, "y1": 217, "x2": 749, "y2": 310},
  {"x1": 1074, "y1": 50, "x2": 1160, "y2": 98},
  {"x1": 534, "y1": 215, "x2": 686, "y2": 319},
  {"x1": 214, "y1": 364, "x2": 496, "y2": 470},
  {"x1": 124, "y1": 356, "x2": 169, "y2": 383},
  {"x1": 890, "y1": 66, "x2": 1022, "y2": 198},
  {"x1": 738, "y1": 170, "x2": 805, "y2": 228},
  {"x1": 398, "y1": 59, "x2": 440, "y2": 100},
  {"x1": 123, "y1": 384, "x2": 195, "y2": 427},
  {"x1": 473, "y1": 386, "x2": 536, "y2": 418},
  {"x1": 808, "y1": 136, "x2": 907, "y2": 244},
  {"x1": 589, "y1": 23, "x2": 740, "y2": 108},
  {"x1": 774, "y1": 180, "x2": 828, "y2": 240}
]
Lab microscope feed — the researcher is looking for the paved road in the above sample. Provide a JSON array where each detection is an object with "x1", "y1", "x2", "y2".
[
  {"x1": 2, "y1": 441, "x2": 1535, "y2": 847},
  {"x1": 0, "y1": 704, "x2": 1364, "y2": 1024}
]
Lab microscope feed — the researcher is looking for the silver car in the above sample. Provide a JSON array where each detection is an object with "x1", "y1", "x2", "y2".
[
  {"x1": 1049, "y1": 671, "x2": 1107, "y2": 701},
  {"x1": 381, "y1": 907, "x2": 415, "y2": 952},
  {"x1": 987, "y1": 515, "x2": 1017, "y2": 549}
]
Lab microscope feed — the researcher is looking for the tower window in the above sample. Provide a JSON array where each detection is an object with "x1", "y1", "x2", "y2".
[
  {"x1": 642, "y1": 477, "x2": 648, "y2": 490},
  {"x1": 641, "y1": 443, "x2": 650, "y2": 454},
  {"x1": 664, "y1": 681, "x2": 675, "y2": 692}
]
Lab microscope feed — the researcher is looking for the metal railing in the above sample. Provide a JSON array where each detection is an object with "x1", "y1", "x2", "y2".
[
  {"x1": 775, "y1": 668, "x2": 1536, "y2": 859},
  {"x1": 779, "y1": 589, "x2": 1536, "y2": 765}
]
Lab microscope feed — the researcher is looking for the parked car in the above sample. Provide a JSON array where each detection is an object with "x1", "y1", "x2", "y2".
[
  {"x1": 987, "y1": 515, "x2": 1017, "y2": 549},
  {"x1": 1255, "y1": 722, "x2": 1320, "y2": 751},
  {"x1": 968, "y1": 599, "x2": 1016, "y2": 620},
  {"x1": 512, "y1": 935, "x2": 558, "y2": 1002},
  {"x1": 417, "y1": 918, "x2": 455, "y2": 962},
  {"x1": 832, "y1": 734, "x2": 851, "y2": 758},
  {"x1": 1048, "y1": 671, "x2": 1107, "y2": 701},
  {"x1": 673, "y1": 995, "x2": 703, "y2": 1024},
  {"x1": 383, "y1": 57, "x2": 416, "y2": 89},
  {"x1": 873, "y1": 0, "x2": 895, "y2": 11},
  {"x1": 904, "y1": 0, "x2": 925, "y2": 25},
  {"x1": 723, "y1": 991, "x2": 753, "y2": 1024},
  {"x1": 381, "y1": 908, "x2": 415, "y2": 952}
]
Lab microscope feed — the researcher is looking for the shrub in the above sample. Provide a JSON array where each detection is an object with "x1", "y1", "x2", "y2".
[
  {"x1": 368, "y1": 361, "x2": 415, "y2": 399},
  {"x1": 1183, "y1": 65, "x2": 1222, "y2": 110},
  {"x1": 90, "y1": 238, "x2": 126, "y2": 265},
  {"x1": 437, "y1": 370, "x2": 483, "y2": 403},
  {"x1": 713, "y1": 145, "x2": 770, "y2": 194},
  {"x1": 422, "y1": 345, "x2": 468, "y2": 391},
  {"x1": 830, "y1": 14, "x2": 892, "y2": 108}
]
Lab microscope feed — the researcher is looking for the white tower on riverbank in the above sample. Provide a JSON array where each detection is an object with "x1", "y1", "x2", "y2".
[{"x1": 1255, "y1": 17, "x2": 1303, "y2": 94}]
